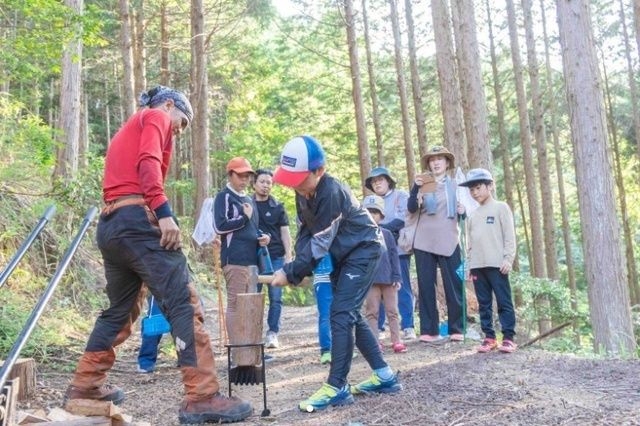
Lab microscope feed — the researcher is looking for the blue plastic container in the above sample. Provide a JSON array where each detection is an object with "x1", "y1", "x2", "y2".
[
  {"x1": 439, "y1": 322, "x2": 448, "y2": 336},
  {"x1": 257, "y1": 246, "x2": 274, "y2": 274}
]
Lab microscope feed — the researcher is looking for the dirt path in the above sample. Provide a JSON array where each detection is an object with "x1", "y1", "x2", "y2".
[{"x1": 24, "y1": 305, "x2": 640, "y2": 425}]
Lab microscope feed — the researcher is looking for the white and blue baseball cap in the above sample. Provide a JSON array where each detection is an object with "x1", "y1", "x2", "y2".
[
  {"x1": 273, "y1": 135, "x2": 326, "y2": 187},
  {"x1": 459, "y1": 168, "x2": 494, "y2": 187}
]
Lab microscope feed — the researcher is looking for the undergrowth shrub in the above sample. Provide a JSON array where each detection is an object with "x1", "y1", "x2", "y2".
[{"x1": 511, "y1": 271, "x2": 591, "y2": 354}]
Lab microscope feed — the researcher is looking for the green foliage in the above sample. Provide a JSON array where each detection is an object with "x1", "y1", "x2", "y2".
[
  {"x1": 511, "y1": 271, "x2": 592, "y2": 353},
  {"x1": 282, "y1": 285, "x2": 315, "y2": 307},
  {"x1": 0, "y1": 280, "x2": 96, "y2": 360},
  {"x1": 0, "y1": 94, "x2": 57, "y2": 172}
]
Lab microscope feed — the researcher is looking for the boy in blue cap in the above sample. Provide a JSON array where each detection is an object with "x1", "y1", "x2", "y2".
[
  {"x1": 459, "y1": 168, "x2": 517, "y2": 353},
  {"x1": 270, "y1": 135, "x2": 402, "y2": 412}
]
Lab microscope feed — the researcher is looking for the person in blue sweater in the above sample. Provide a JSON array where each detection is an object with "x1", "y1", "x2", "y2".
[{"x1": 362, "y1": 195, "x2": 407, "y2": 354}]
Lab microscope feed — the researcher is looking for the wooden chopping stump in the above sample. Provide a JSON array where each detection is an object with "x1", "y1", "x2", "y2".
[{"x1": 230, "y1": 292, "x2": 265, "y2": 365}]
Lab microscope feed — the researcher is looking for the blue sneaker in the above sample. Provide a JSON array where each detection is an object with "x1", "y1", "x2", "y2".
[
  {"x1": 352, "y1": 372, "x2": 402, "y2": 395},
  {"x1": 298, "y1": 383, "x2": 354, "y2": 412}
]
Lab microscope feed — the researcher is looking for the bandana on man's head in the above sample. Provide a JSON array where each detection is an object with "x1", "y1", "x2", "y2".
[{"x1": 138, "y1": 85, "x2": 194, "y2": 125}]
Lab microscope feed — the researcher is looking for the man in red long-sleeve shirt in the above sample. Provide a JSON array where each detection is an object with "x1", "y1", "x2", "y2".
[{"x1": 64, "y1": 86, "x2": 252, "y2": 424}]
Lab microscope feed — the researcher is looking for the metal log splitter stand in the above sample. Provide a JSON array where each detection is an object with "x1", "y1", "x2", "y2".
[{"x1": 225, "y1": 342, "x2": 270, "y2": 417}]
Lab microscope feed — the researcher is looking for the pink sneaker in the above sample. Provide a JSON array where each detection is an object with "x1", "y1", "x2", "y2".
[
  {"x1": 498, "y1": 339, "x2": 517, "y2": 353},
  {"x1": 449, "y1": 333, "x2": 464, "y2": 342},
  {"x1": 392, "y1": 342, "x2": 407, "y2": 353},
  {"x1": 419, "y1": 334, "x2": 446, "y2": 345}
]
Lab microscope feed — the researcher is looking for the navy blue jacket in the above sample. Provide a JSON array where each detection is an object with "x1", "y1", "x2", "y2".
[
  {"x1": 283, "y1": 174, "x2": 382, "y2": 285},
  {"x1": 212, "y1": 186, "x2": 260, "y2": 267},
  {"x1": 373, "y1": 227, "x2": 402, "y2": 285}
]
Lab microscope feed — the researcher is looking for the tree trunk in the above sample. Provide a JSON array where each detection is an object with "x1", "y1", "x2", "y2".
[
  {"x1": 133, "y1": 0, "x2": 147, "y2": 97},
  {"x1": 602, "y1": 59, "x2": 640, "y2": 308},
  {"x1": 431, "y1": 0, "x2": 466, "y2": 167},
  {"x1": 450, "y1": 0, "x2": 491, "y2": 169},
  {"x1": 634, "y1": 0, "x2": 640, "y2": 72},
  {"x1": 79, "y1": 88, "x2": 88, "y2": 169},
  {"x1": 362, "y1": 0, "x2": 384, "y2": 167},
  {"x1": 556, "y1": 0, "x2": 636, "y2": 356},
  {"x1": 53, "y1": 0, "x2": 83, "y2": 181},
  {"x1": 404, "y1": 0, "x2": 428, "y2": 159},
  {"x1": 522, "y1": 0, "x2": 558, "y2": 281},
  {"x1": 506, "y1": 0, "x2": 549, "y2": 332},
  {"x1": 485, "y1": 1, "x2": 518, "y2": 268},
  {"x1": 118, "y1": 0, "x2": 135, "y2": 118},
  {"x1": 160, "y1": 1, "x2": 170, "y2": 85},
  {"x1": 191, "y1": 0, "x2": 210, "y2": 219},
  {"x1": 344, "y1": 0, "x2": 372, "y2": 192},
  {"x1": 388, "y1": 0, "x2": 416, "y2": 185},
  {"x1": 505, "y1": 0, "x2": 545, "y2": 277},
  {"x1": 539, "y1": 0, "x2": 579, "y2": 343},
  {"x1": 619, "y1": 0, "x2": 640, "y2": 166}
]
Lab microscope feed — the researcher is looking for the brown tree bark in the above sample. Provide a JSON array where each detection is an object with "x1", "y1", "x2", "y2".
[
  {"x1": 485, "y1": 1, "x2": 518, "y2": 271},
  {"x1": 505, "y1": 0, "x2": 545, "y2": 277},
  {"x1": 388, "y1": 0, "x2": 416, "y2": 185},
  {"x1": 556, "y1": 0, "x2": 636, "y2": 356},
  {"x1": 506, "y1": 0, "x2": 549, "y2": 332},
  {"x1": 539, "y1": 0, "x2": 579, "y2": 343},
  {"x1": 133, "y1": 0, "x2": 147, "y2": 97},
  {"x1": 53, "y1": 0, "x2": 83, "y2": 180},
  {"x1": 191, "y1": 0, "x2": 210, "y2": 219},
  {"x1": 431, "y1": 0, "x2": 466, "y2": 167},
  {"x1": 522, "y1": 0, "x2": 558, "y2": 281},
  {"x1": 450, "y1": 0, "x2": 491, "y2": 169},
  {"x1": 344, "y1": 0, "x2": 372, "y2": 192},
  {"x1": 362, "y1": 0, "x2": 384, "y2": 167},
  {"x1": 602, "y1": 58, "x2": 640, "y2": 308},
  {"x1": 404, "y1": 0, "x2": 428, "y2": 159},
  {"x1": 618, "y1": 0, "x2": 640, "y2": 165},
  {"x1": 118, "y1": 0, "x2": 135, "y2": 118}
]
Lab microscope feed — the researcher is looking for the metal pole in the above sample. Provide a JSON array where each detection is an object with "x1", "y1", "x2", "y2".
[
  {"x1": 0, "y1": 205, "x2": 56, "y2": 290},
  {"x1": 0, "y1": 207, "x2": 97, "y2": 391}
]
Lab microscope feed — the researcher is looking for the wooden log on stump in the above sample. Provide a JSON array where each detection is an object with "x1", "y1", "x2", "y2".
[
  {"x1": 0, "y1": 358, "x2": 36, "y2": 401},
  {"x1": 230, "y1": 292, "x2": 265, "y2": 366}
]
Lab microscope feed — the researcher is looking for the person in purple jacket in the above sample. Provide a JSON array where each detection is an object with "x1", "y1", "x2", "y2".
[{"x1": 362, "y1": 195, "x2": 407, "y2": 354}]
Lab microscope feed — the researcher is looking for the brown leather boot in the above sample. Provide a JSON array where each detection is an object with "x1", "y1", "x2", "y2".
[
  {"x1": 178, "y1": 393, "x2": 253, "y2": 424},
  {"x1": 63, "y1": 383, "x2": 125, "y2": 405},
  {"x1": 65, "y1": 350, "x2": 124, "y2": 406}
]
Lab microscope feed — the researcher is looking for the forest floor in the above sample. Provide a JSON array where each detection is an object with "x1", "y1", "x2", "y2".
[{"x1": 19, "y1": 303, "x2": 640, "y2": 426}]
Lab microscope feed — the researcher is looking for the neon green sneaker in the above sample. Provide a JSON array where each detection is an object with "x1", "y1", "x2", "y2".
[
  {"x1": 320, "y1": 352, "x2": 332, "y2": 365},
  {"x1": 352, "y1": 372, "x2": 402, "y2": 395},
  {"x1": 298, "y1": 383, "x2": 354, "y2": 412}
]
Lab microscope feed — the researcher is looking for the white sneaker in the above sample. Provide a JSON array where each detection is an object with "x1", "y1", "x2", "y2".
[
  {"x1": 265, "y1": 331, "x2": 279, "y2": 348},
  {"x1": 402, "y1": 328, "x2": 417, "y2": 341}
]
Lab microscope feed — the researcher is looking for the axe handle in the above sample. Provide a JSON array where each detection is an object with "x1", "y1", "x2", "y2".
[{"x1": 257, "y1": 275, "x2": 311, "y2": 287}]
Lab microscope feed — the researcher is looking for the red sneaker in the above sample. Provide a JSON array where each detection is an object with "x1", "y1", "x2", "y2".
[{"x1": 477, "y1": 338, "x2": 498, "y2": 353}]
